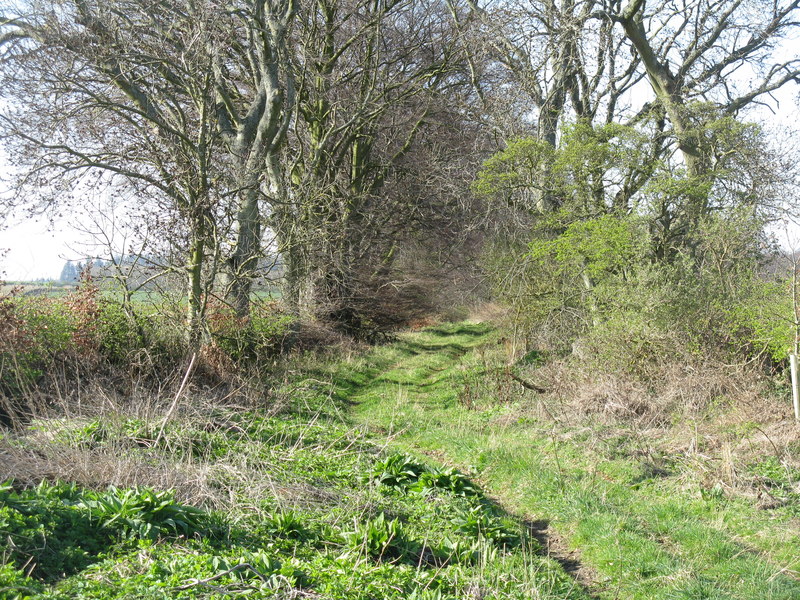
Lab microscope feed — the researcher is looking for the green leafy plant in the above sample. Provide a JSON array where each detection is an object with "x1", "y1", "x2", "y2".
[
  {"x1": 369, "y1": 454, "x2": 427, "y2": 489},
  {"x1": 0, "y1": 563, "x2": 43, "y2": 600},
  {"x1": 260, "y1": 510, "x2": 309, "y2": 540},
  {"x1": 437, "y1": 536, "x2": 497, "y2": 565},
  {"x1": 341, "y1": 513, "x2": 410, "y2": 561},
  {"x1": 1, "y1": 481, "x2": 109, "y2": 580},
  {"x1": 77, "y1": 486, "x2": 206, "y2": 540},
  {"x1": 94, "y1": 300, "x2": 148, "y2": 363},
  {"x1": 409, "y1": 467, "x2": 479, "y2": 497},
  {"x1": 449, "y1": 504, "x2": 519, "y2": 548}
]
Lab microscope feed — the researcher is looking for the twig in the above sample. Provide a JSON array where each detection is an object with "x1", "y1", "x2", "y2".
[
  {"x1": 154, "y1": 353, "x2": 196, "y2": 447},
  {"x1": 174, "y1": 562, "x2": 268, "y2": 590}
]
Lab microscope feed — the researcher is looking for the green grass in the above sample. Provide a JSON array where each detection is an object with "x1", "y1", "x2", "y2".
[
  {"x1": 337, "y1": 323, "x2": 800, "y2": 600},
  {"x1": 3, "y1": 321, "x2": 798, "y2": 599},
  {"x1": 0, "y1": 323, "x2": 587, "y2": 599}
]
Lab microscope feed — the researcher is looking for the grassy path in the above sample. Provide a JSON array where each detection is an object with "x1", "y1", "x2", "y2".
[{"x1": 344, "y1": 323, "x2": 800, "y2": 600}]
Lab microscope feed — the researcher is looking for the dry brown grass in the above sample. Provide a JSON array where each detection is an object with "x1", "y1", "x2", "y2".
[
  {"x1": 1, "y1": 360, "x2": 285, "y2": 506},
  {"x1": 467, "y1": 302, "x2": 510, "y2": 325},
  {"x1": 0, "y1": 440, "x2": 222, "y2": 504},
  {"x1": 503, "y1": 349, "x2": 800, "y2": 504}
]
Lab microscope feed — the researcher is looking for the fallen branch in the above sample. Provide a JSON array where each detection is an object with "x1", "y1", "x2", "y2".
[
  {"x1": 174, "y1": 562, "x2": 268, "y2": 591},
  {"x1": 154, "y1": 352, "x2": 196, "y2": 447},
  {"x1": 509, "y1": 371, "x2": 547, "y2": 394}
]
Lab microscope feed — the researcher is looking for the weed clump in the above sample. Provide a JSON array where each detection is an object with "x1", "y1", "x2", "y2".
[{"x1": 0, "y1": 481, "x2": 209, "y2": 581}]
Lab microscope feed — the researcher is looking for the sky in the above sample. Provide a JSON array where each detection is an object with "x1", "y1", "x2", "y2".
[
  {"x1": 1, "y1": 191, "x2": 131, "y2": 281},
  {"x1": 1, "y1": 216, "x2": 79, "y2": 281}
]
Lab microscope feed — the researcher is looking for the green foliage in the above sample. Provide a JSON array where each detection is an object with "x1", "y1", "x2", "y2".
[
  {"x1": 410, "y1": 467, "x2": 480, "y2": 497},
  {"x1": 209, "y1": 550, "x2": 307, "y2": 589},
  {"x1": 747, "y1": 457, "x2": 800, "y2": 493},
  {"x1": 0, "y1": 289, "x2": 163, "y2": 398},
  {"x1": 448, "y1": 503, "x2": 520, "y2": 548},
  {"x1": 14, "y1": 297, "x2": 77, "y2": 356},
  {"x1": 478, "y1": 113, "x2": 791, "y2": 373},
  {"x1": 472, "y1": 136, "x2": 555, "y2": 208},
  {"x1": 94, "y1": 300, "x2": 147, "y2": 363},
  {"x1": 369, "y1": 454, "x2": 427, "y2": 489},
  {"x1": 437, "y1": 536, "x2": 492, "y2": 565},
  {"x1": 0, "y1": 563, "x2": 43, "y2": 600},
  {"x1": 341, "y1": 512, "x2": 410, "y2": 561},
  {"x1": 208, "y1": 300, "x2": 294, "y2": 362},
  {"x1": 77, "y1": 486, "x2": 205, "y2": 540},
  {"x1": 260, "y1": 510, "x2": 309, "y2": 540},
  {"x1": 369, "y1": 454, "x2": 479, "y2": 497},
  {"x1": 0, "y1": 481, "x2": 104, "y2": 581},
  {"x1": 528, "y1": 213, "x2": 646, "y2": 281},
  {"x1": 0, "y1": 296, "x2": 75, "y2": 394},
  {"x1": 0, "y1": 481, "x2": 208, "y2": 581},
  {"x1": 52, "y1": 416, "x2": 236, "y2": 461},
  {"x1": 474, "y1": 121, "x2": 651, "y2": 215}
]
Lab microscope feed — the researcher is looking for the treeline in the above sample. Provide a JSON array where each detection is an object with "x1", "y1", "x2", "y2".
[
  {"x1": 1, "y1": 0, "x2": 799, "y2": 366},
  {"x1": 0, "y1": 0, "x2": 484, "y2": 345}
]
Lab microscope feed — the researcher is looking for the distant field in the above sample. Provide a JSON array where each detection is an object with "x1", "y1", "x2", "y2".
[
  {"x1": 1, "y1": 282, "x2": 76, "y2": 297},
  {"x1": 2, "y1": 281, "x2": 282, "y2": 302}
]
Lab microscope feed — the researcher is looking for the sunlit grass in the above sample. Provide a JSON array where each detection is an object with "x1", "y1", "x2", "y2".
[{"x1": 345, "y1": 323, "x2": 800, "y2": 600}]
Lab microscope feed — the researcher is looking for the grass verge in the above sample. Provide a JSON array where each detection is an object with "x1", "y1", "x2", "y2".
[{"x1": 342, "y1": 323, "x2": 800, "y2": 600}]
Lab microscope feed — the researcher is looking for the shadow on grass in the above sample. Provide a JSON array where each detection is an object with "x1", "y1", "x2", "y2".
[
  {"x1": 524, "y1": 518, "x2": 601, "y2": 599},
  {"x1": 287, "y1": 325, "x2": 488, "y2": 419}
]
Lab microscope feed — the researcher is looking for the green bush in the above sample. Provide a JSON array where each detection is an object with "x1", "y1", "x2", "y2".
[
  {"x1": 94, "y1": 301, "x2": 148, "y2": 363},
  {"x1": 0, "y1": 563, "x2": 43, "y2": 600},
  {"x1": 0, "y1": 296, "x2": 78, "y2": 396},
  {"x1": 208, "y1": 300, "x2": 294, "y2": 362}
]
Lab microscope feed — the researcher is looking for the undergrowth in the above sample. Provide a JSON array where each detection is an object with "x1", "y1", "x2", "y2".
[
  {"x1": 4, "y1": 321, "x2": 799, "y2": 599},
  {"x1": 0, "y1": 326, "x2": 585, "y2": 599}
]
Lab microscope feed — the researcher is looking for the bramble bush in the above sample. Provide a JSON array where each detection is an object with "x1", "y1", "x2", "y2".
[
  {"x1": 206, "y1": 298, "x2": 294, "y2": 362},
  {"x1": 0, "y1": 283, "x2": 296, "y2": 415}
]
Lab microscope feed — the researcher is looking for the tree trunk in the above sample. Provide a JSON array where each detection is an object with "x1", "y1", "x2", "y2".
[
  {"x1": 226, "y1": 185, "x2": 261, "y2": 318},
  {"x1": 186, "y1": 228, "x2": 206, "y2": 349},
  {"x1": 618, "y1": 1, "x2": 710, "y2": 185}
]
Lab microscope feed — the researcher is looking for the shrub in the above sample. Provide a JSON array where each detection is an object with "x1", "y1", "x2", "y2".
[
  {"x1": 0, "y1": 294, "x2": 77, "y2": 402},
  {"x1": 207, "y1": 299, "x2": 294, "y2": 362},
  {"x1": 94, "y1": 300, "x2": 148, "y2": 364}
]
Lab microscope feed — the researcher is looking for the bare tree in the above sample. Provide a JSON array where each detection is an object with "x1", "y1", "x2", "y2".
[
  {"x1": 0, "y1": 0, "x2": 229, "y2": 343},
  {"x1": 609, "y1": 0, "x2": 800, "y2": 186},
  {"x1": 0, "y1": 0, "x2": 296, "y2": 340},
  {"x1": 277, "y1": 0, "x2": 469, "y2": 333}
]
